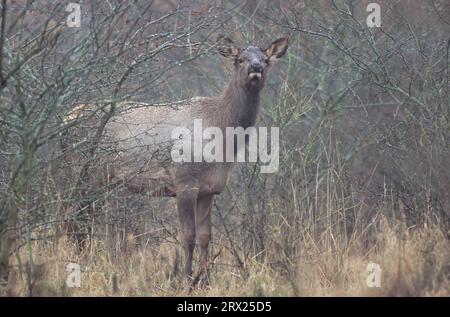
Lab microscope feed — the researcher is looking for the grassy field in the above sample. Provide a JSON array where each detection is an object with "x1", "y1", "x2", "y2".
[{"x1": 4, "y1": 213, "x2": 448, "y2": 297}]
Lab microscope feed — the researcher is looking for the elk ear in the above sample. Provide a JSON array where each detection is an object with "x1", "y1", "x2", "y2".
[
  {"x1": 217, "y1": 35, "x2": 241, "y2": 60},
  {"x1": 264, "y1": 37, "x2": 289, "y2": 63}
]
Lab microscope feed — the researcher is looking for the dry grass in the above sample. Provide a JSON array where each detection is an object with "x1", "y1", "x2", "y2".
[{"x1": 3, "y1": 214, "x2": 448, "y2": 297}]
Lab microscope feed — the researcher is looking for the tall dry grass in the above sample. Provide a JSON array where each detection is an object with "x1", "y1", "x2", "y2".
[{"x1": 3, "y1": 211, "x2": 448, "y2": 297}]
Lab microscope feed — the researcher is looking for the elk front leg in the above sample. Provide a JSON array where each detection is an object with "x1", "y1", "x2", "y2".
[
  {"x1": 176, "y1": 188, "x2": 198, "y2": 277},
  {"x1": 196, "y1": 194, "x2": 213, "y2": 274}
]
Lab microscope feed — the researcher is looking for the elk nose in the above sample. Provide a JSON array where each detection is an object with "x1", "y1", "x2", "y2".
[{"x1": 249, "y1": 63, "x2": 263, "y2": 74}]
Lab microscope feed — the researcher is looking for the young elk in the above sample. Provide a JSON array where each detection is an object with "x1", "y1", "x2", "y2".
[{"x1": 65, "y1": 36, "x2": 289, "y2": 279}]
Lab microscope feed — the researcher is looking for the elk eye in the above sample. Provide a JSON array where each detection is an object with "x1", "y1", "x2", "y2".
[
  {"x1": 265, "y1": 58, "x2": 270, "y2": 64},
  {"x1": 238, "y1": 58, "x2": 244, "y2": 64}
]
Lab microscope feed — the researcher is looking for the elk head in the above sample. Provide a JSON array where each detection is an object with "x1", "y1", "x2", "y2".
[{"x1": 217, "y1": 35, "x2": 289, "y2": 90}]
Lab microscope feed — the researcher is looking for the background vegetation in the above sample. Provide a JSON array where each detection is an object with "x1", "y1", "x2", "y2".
[{"x1": 0, "y1": 0, "x2": 448, "y2": 296}]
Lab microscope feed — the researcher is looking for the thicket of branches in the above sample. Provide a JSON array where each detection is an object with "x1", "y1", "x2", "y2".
[{"x1": 0, "y1": 0, "x2": 448, "y2": 293}]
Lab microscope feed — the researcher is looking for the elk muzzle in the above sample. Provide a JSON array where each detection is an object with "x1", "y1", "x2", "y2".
[{"x1": 248, "y1": 63, "x2": 263, "y2": 80}]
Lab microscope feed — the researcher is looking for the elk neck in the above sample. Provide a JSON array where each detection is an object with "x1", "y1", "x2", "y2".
[{"x1": 219, "y1": 76, "x2": 262, "y2": 129}]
